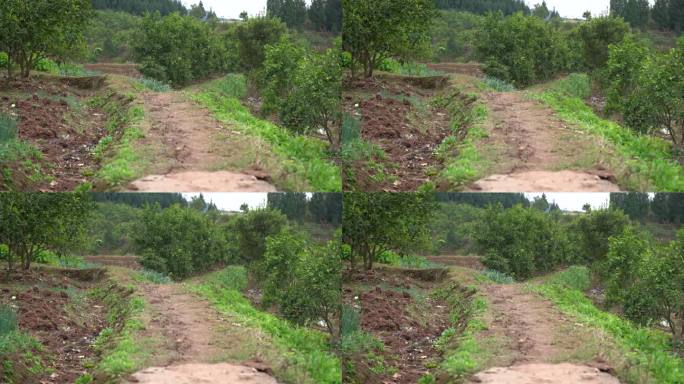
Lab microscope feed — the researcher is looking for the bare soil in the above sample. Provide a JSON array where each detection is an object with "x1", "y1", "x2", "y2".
[
  {"x1": 83, "y1": 63, "x2": 141, "y2": 78},
  {"x1": 426, "y1": 255, "x2": 484, "y2": 269},
  {"x1": 470, "y1": 91, "x2": 620, "y2": 192},
  {"x1": 343, "y1": 268, "x2": 452, "y2": 384},
  {"x1": 469, "y1": 363, "x2": 620, "y2": 384},
  {"x1": 426, "y1": 62, "x2": 484, "y2": 77},
  {"x1": 0, "y1": 268, "x2": 107, "y2": 383},
  {"x1": 127, "y1": 92, "x2": 277, "y2": 192},
  {"x1": 124, "y1": 282, "x2": 278, "y2": 384},
  {"x1": 83, "y1": 255, "x2": 141, "y2": 270},
  {"x1": 343, "y1": 77, "x2": 453, "y2": 191},
  {"x1": 0, "y1": 78, "x2": 108, "y2": 191}
]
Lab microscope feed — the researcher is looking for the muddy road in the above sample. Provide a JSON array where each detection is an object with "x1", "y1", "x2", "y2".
[
  {"x1": 128, "y1": 92, "x2": 276, "y2": 192},
  {"x1": 470, "y1": 91, "x2": 621, "y2": 192},
  {"x1": 124, "y1": 282, "x2": 278, "y2": 384}
]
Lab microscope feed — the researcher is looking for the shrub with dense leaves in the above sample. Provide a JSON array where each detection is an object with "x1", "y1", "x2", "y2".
[
  {"x1": 474, "y1": 204, "x2": 573, "y2": 279},
  {"x1": 134, "y1": 204, "x2": 230, "y2": 279},
  {"x1": 230, "y1": 17, "x2": 288, "y2": 71},
  {"x1": 574, "y1": 16, "x2": 629, "y2": 71},
  {"x1": 570, "y1": 209, "x2": 631, "y2": 264},
  {"x1": 261, "y1": 38, "x2": 342, "y2": 148},
  {"x1": 230, "y1": 208, "x2": 288, "y2": 264},
  {"x1": 476, "y1": 12, "x2": 571, "y2": 86},
  {"x1": 133, "y1": 12, "x2": 229, "y2": 86},
  {"x1": 603, "y1": 35, "x2": 649, "y2": 116}
]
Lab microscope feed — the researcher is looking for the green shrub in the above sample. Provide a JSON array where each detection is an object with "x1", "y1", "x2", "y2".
[
  {"x1": 133, "y1": 13, "x2": 228, "y2": 86},
  {"x1": 574, "y1": 16, "x2": 630, "y2": 71},
  {"x1": 476, "y1": 12, "x2": 572, "y2": 86},
  {"x1": 571, "y1": 209, "x2": 631, "y2": 264},
  {"x1": 340, "y1": 305, "x2": 360, "y2": 337},
  {"x1": 0, "y1": 52, "x2": 8, "y2": 69},
  {"x1": 231, "y1": 17, "x2": 288, "y2": 71},
  {"x1": 231, "y1": 208, "x2": 288, "y2": 264}
]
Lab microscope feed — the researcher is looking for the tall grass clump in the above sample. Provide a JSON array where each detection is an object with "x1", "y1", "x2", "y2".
[
  {"x1": 481, "y1": 269, "x2": 514, "y2": 284},
  {"x1": 0, "y1": 114, "x2": 17, "y2": 143},
  {"x1": 137, "y1": 78, "x2": 171, "y2": 92},
  {"x1": 482, "y1": 77, "x2": 515, "y2": 92},
  {"x1": 0, "y1": 305, "x2": 17, "y2": 336}
]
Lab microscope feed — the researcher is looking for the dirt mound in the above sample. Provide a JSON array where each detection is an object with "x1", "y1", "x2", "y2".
[
  {"x1": 469, "y1": 363, "x2": 621, "y2": 384},
  {"x1": 129, "y1": 363, "x2": 277, "y2": 384},
  {"x1": 84, "y1": 63, "x2": 141, "y2": 78},
  {"x1": 129, "y1": 171, "x2": 277, "y2": 192},
  {"x1": 470, "y1": 170, "x2": 621, "y2": 192}
]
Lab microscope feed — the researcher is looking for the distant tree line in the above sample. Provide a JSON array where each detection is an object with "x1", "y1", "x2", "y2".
[
  {"x1": 91, "y1": 0, "x2": 187, "y2": 16},
  {"x1": 267, "y1": 192, "x2": 342, "y2": 225},
  {"x1": 434, "y1": 0, "x2": 530, "y2": 15},
  {"x1": 435, "y1": 192, "x2": 529, "y2": 208},
  {"x1": 610, "y1": 193, "x2": 684, "y2": 223},
  {"x1": 90, "y1": 192, "x2": 187, "y2": 208},
  {"x1": 267, "y1": 0, "x2": 341, "y2": 32},
  {"x1": 611, "y1": 0, "x2": 684, "y2": 33}
]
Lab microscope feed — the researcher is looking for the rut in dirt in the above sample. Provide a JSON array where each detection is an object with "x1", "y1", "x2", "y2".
[
  {"x1": 467, "y1": 282, "x2": 621, "y2": 383},
  {"x1": 127, "y1": 92, "x2": 276, "y2": 192},
  {"x1": 469, "y1": 90, "x2": 621, "y2": 192},
  {"x1": 123, "y1": 283, "x2": 277, "y2": 384}
]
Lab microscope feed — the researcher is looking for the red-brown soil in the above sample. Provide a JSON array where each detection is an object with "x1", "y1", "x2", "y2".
[
  {"x1": 127, "y1": 92, "x2": 277, "y2": 192},
  {"x1": 0, "y1": 78, "x2": 108, "y2": 191},
  {"x1": 344, "y1": 268, "x2": 452, "y2": 384},
  {"x1": 0, "y1": 268, "x2": 107, "y2": 383},
  {"x1": 469, "y1": 91, "x2": 621, "y2": 192},
  {"x1": 343, "y1": 77, "x2": 453, "y2": 191}
]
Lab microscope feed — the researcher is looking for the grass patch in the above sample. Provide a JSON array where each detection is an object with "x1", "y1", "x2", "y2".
[
  {"x1": 191, "y1": 266, "x2": 340, "y2": 384},
  {"x1": 480, "y1": 269, "x2": 514, "y2": 284},
  {"x1": 530, "y1": 267, "x2": 684, "y2": 384},
  {"x1": 0, "y1": 305, "x2": 48, "y2": 383},
  {"x1": 135, "y1": 269, "x2": 171, "y2": 284},
  {"x1": 0, "y1": 114, "x2": 17, "y2": 143},
  {"x1": 135, "y1": 78, "x2": 171, "y2": 92},
  {"x1": 192, "y1": 75, "x2": 340, "y2": 192},
  {"x1": 0, "y1": 115, "x2": 46, "y2": 189},
  {"x1": 377, "y1": 251, "x2": 441, "y2": 269},
  {"x1": 90, "y1": 280, "x2": 153, "y2": 379},
  {"x1": 530, "y1": 73, "x2": 684, "y2": 191},
  {"x1": 341, "y1": 114, "x2": 393, "y2": 189},
  {"x1": 89, "y1": 91, "x2": 147, "y2": 187},
  {"x1": 378, "y1": 58, "x2": 444, "y2": 77}
]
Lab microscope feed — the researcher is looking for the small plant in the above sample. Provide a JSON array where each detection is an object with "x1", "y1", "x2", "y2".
[
  {"x1": 0, "y1": 305, "x2": 17, "y2": 336},
  {"x1": 340, "y1": 305, "x2": 360, "y2": 337},
  {"x1": 0, "y1": 115, "x2": 17, "y2": 144},
  {"x1": 481, "y1": 269, "x2": 514, "y2": 284},
  {"x1": 137, "y1": 78, "x2": 171, "y2": 92},
  {"x1": 138, "y1": 269, "x2": 171, "y2": 284},
  {"x1": 482, "y1": 77, "x2": 515, "y2": 92}
]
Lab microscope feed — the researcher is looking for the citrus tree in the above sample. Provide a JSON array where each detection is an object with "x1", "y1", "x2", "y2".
[{"x1": 0, "y1": 0, "x2": 92, "y2": 78}]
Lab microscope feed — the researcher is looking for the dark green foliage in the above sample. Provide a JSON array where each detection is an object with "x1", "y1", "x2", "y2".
[
  {"x1": 603, "y1": 35, "x2": 650, "y2": 114},
  {"x1": 575, "y1": 16, "x2": 630, "y2": 71},
  {"x1": 474, "y1": 205, "x2": 572, "y2": 279},
  {"x1": 0, "y1": 0, "x2": 93, "y2": 78},
  {"x1": 430, "y1": 11, "x2": 483, "y2": 61},
  {"x1": 91, "y1": 0, "x2": 186, "y2": 16},
  {"x1": 0, "y1": 193, "x2": 92, "y2": 271},
  {"x1": 231, "y1": 17, "x2": 288, "y2": 71},
  {"x1": 85, "y1": 11, "x2": 141, "y2": 61},
  {"x1": 309, "y1": 0, "x2": 342, "y2": 32},
  {"x1": 82, "y1": 202, "x2": 141, "y2": 255},
  {"x1": 268, "y1": 192, "x2": 308, "y2": 222},
  {"x1": 651, "y1": 193, "x2": 684, "y2": 224},
  {"x1": 476, "y1": 12, "x2": 572, "y2": 86},
  {"x1": 652, "y1": 0, "x2": 684, "y2": 33},
  {"x1": 90, "y1": 192, "x2": 187, "y2": 208},
  {"x1": 343, "y1": 0, "x2": 436, "y2": 77},
  {"x1": 609, "y1": 193, "x2": 650, "y2": 220},
  {"x1": 343, "y1": 192, "x2": 437, "y2": 270},
  {"x1": 267, "y1": 0, "x2": 307, "y2": 28},
  {"x1": 308, "y1": 193, "x2": 342, "y2": 225},
  {"x1": 434, "y1": 192, "x2": 529, "y2": 208},
  {"x1": 132, "y1": 12, "x2": 229, "y2": 86},
  {"x1": 434, "y1": 0, "x2": 529, "y2": 15},
  {"x1": 610, "y1": 0, "x2": 651, "y2": 29},
  {"x1": 0, "y1": 114, "x2": 17, "y2": 144},
  {"x1": 261, "y1": 39, "x2": 342, "y2": 147},
  {"x1": 261, "y1": 229, "x2": 341, "y2": 339},
  {"x1": 231, "y1": 208, "x2": 288, "y2": 263},
  {"x1": 0, "y1": 305, "x2": 17, "y2": 336},
  {"x1": 571, "y1": 209, "x2": 631, "y2": 264},
  {"x1": 133, "y1": 204, "x2": 230, "y2": 279}
]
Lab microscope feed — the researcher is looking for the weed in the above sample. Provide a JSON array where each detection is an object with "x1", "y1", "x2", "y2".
[
  {"x1": 530, "y1": 74, "x2": 684, "y2": 191},
  {"x1": 0, "y1": 305, "x2": 17, "y2": 336},
  {"x1": 531, "y1": 268, "x2": 684, "y2": 384},
  {"x1": 136, "y1": 269, "x2": 171, "y2": 284},
  {"x1": 481, "y1": 77, "x2": 515, "y2": 92},
  {"x1": 0, "y1": 114, "x2": 17, "y2": 143},
  {"x1": 481, "y1": 269, "x2": 514, "y2": 284},
  {"x1": 193, "y1": 76, "x2": 340, "y2": 192},
  {"x1": 340, "y1": 305, "x2": 360, "y2": 337},
  {"x1": 136, "y1": 78, "x2": 171, "y2": 92},
  {"x1": 192, "y1": 267, "x2": 340, "y2": 384}
]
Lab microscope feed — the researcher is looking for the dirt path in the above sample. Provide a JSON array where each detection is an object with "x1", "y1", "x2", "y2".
[
  {"x1": 469, "y1": 91, "x2": 620, "y2": 192},
  {"x1": 125, "y1": 283, "x2": 277, "y2": 384},
  {"x1": 467, "y1": 282, "x2": 621, "y2": 383},
  {"x1": 127, "y1": 92, "x2": 276, "y2": 192}
]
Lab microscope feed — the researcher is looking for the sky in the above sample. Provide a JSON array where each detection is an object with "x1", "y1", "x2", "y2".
[
  {"x1": 526, "y1": 193, "x2": 611, "y2": 212},
  {"x1": 525, "y1": 0, "x2": 611, "y2": 19},
  {"x1": 183, "y1": 193, "x2": 267, "y2": 211},
  {"x1": 181, "y1": 0, "x2": 270, "y2": 19}
]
